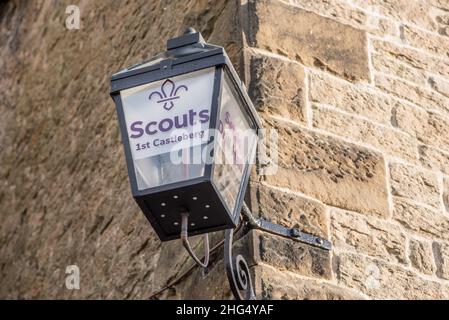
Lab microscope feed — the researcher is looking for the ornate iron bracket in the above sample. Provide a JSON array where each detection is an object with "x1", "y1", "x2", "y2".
[{"x1": 224, "y1": 202, "x2": 332, "y2": 300}]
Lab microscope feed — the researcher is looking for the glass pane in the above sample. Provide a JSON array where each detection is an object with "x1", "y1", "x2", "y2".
[
  {"x1": 120, "y1": 67, "x2": 215, "y2": 190},
  {"x1": 213, "y1": 72, "x2": 257, "y2": 215}
]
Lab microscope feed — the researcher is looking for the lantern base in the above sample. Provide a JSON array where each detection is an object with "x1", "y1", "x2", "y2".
[{"x1": 134, "y1": 180, "x2": 238, "y2": 241}]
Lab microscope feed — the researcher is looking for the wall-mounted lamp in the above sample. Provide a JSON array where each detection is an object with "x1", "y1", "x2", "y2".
[{"x1": 110, "y1": 28, "x2": 331, "y2": 300}]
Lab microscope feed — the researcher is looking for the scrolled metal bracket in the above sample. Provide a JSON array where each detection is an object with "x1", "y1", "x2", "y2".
[
  {"x1": 224, "y1": 227, "x2": 256, "y2": 300},
  {"x1": 224, "y1": 202, "x2": 332, "y2": 300}
]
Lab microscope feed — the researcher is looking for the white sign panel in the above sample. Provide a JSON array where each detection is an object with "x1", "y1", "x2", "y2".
[{"x1": 120, "y1": 67, "x2": 215, "y2": 161}]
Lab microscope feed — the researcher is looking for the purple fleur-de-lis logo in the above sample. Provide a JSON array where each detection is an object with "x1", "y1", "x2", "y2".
[{"x1": 149, "y1": 79, "x2": 188, "y2": 111}]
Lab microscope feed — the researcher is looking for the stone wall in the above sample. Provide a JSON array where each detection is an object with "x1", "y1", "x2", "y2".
[
  {"x1": 1, "y1": 0, "x2": 449, "y2": 299},
  {"x1": 244, "y1": 0, "x2": 449, "y2": 299}
]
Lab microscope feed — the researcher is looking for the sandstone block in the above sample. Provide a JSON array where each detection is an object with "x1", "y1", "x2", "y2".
[
  {"x1": 309, "y1": 72, "x2": 395, "y2": 125},
  {"x1": 419, "y1": 145, "x2": 449, "y2": 175},
  {"x1": 403, "y1": 25, "x2": 449, "y2": 59},
  {"x1": 336, "y1": 251, "x2": 448, "y2": 299},
  {"x1": 394, "y1": 104, "x2": 449, "y2": 153},
  {"x1": 252, "y1": 230, "x2": 332, "y2": 280},
  {"x1": 371, "y1": 52, "x2": 427, "y2": 85},
  {"x1": 254, "y1": 264, "x2": 364, "y2": 299},
  {"x1": 312, "y1": 104, "x2": 418, "y2": 161},
  {"x1": 393, "y1": 197, "x2": 449, "y2": 241},
  {"x1": 247, "y1": 0, "x2": 370, "y2": 81},
  {"x1": 372, "y1": 39, "x2": 449, "y2": 79},
  {"x1": 352, "y1": 0, "x2": 446, "y2": 33},
  {"x1": 248, "y1": 183, "x2": 329, "y2": 238},
  {"x1": 376, "y1": 73, "x2": 449, "y2": 116},
  {"x1": 260, "y1": 119, "x2": 389, "y2": 218},
  {"x1": 409, "y1": 238, "x2": 436, "y2": 275},
  {"x1": 331, "y1": 209, "x2": 407, "y2": 264},
  {"x1": 389, "y1": 163, "x2": 441, "y2": 209},
  {"x1": 429, "y1": 76, "x2": 449, "y2": 99},
  {"x1": 433, "y1": 242, "x2": 449, "y2": 280},
  {"x1": 444, "y1": 177, "x2": 449, "y2": 213},
  {"x1": 288, "y1": 0, "x2": 397, "y2": 37},
  {"x1": 248, "y1": 54, "x2": 307, "y2": 124}
]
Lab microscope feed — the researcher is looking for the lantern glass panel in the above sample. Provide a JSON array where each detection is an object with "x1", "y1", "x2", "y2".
[
  {"x1": 213, "y1": 72, "x2": 258, "y2": 215},
  {"x1": 120, "y1": 67, "x2": 215, "y2": 190}
]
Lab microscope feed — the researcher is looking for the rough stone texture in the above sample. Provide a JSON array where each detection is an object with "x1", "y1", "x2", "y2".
[
  {"x1": 252, "y1": 230, "x2": 332, "y2": 280},
  {"x1": 247, "y1": 183, "x2": 328, "y2": 239},
  {"x1": 394, "y1": 104, "x2": 449, "y2": 153},
  {"x1": 408, "y1": 238, "x2": 436, "y2": 275},
  {"x1": 336, "y1": 251, "x2": 449, "y2": 299},
  {"x1": 288, "y1": 0, "x2": 398, "y2": 37},
  {"x1": 246, "y1": 0, "x2": 370, "y2": 81},
  {"x1": 429, "y1": 76, "x2": 449, "y2": 99},
  {"x1": 351, "y1": 0, "x2": 449, "y2": 33},
  {"x1": 372, "y1": 39, "x2": 449, "y2": 79},
  {"x1": 393, "y1": 197, "x2": 449, "y2": 242},
  {"x1": 376, "y1": 73, "x2": 449, "y2": 117},
  {"x1": 0, "y1": 0, "x2": 242, "y2": 299},
  {"x1": 402, "y1": 24, "x2": 449, "y2": 59},
  {"x1": 312, "y1": 104, "x2": 418, "y2": 161},
  {"x1": 444, "y1": 177, "x2": 449, "y2": 213},
  {"x1": 331, "y1": 209, "x2": 407, "y2": 264},
  {"x1": 248, "y1": 54, "x2": 306, "y2": 124},
  {"x1": 433, "y1": 242, "x2": 449, "y2": 280},
  {"x1": 371, "y1": 52, "x2": 428, "y2": 86},
  {"x1": 309, "y1": 72, "x2": 396, "y2": 125},
  {"x1": 259, "y1": 119, "x2": 389, "y2": 218},
  {"x1": 389, "y1": 163, "x2": 441, "y2": 209},
  {"x1": 254, "y1": 264, "x2": 364, "y2": 300},
  {"x1": 419, "y1": 145, "x2": 449, "y2": 176}
]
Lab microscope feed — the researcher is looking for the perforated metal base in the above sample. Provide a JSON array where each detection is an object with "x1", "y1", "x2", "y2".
[{"x1": 136, "y1": 181, "x2": 236, "y2": 241}]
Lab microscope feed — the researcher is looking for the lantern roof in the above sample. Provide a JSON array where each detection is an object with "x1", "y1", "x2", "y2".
[
  {"x1": 110, "y1": 28, "x2": 262, "y2": 131},
  {"x1": 111, "y1": 29, "x2": 224, "y2": 81}
]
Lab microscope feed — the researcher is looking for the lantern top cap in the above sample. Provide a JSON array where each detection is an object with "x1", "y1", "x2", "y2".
[
  {"x1": 166, "y1": 28, "x2": 205, "y2": 50},
  {"x1": 111, "y1": 28, "x2": 221, "y2": 81}
]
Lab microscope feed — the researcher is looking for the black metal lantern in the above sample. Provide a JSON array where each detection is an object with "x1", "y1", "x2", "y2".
[
  {"x1": 110, "y1": 28, "x2": 331, "y2": 300},
  {"x1": 110, "y1": 29, "x2": 261, "y2": 242}
]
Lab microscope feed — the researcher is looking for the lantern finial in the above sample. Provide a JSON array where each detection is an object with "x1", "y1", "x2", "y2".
[{"x1": 183, "y1": 27, "x2": 196, "y2": 35}]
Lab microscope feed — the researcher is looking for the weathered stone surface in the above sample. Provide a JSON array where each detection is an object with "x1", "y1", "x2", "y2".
[
  {"x1": 254, "y1": 264, "x2": 364, "y2": 300},
  {"x1": 376, "y1": 73, "x2": 449, "y2": 116},
  {"x1": 393, "y1": 197, "x2": 449, "y2": 241},
  {"x1": 336, "y1": 251, "x2": 448, "y2": 299},
  {"x1": 0, "y1": 0, "x2": 241, "y2": 299},
  {"x1": 309, "y1": 72, "x2": 396, "y2": 125},
  {"x1": 252, "y1": 230, "x2": 331, "y2": 280},
  {"x1": 331, "y1": 209, "x2": 407, "y2": 264},
  {"x1": 371, "y1": 52, "x2": 427, "y2": 85},
  {"x1": 288, "y1": 0, "x2": 398, "y2": 37},
  {"x1": 394, "y1": 104, "x2": 449, "y2": 153},
  {"x1": 390, "y1": 163, "x2": 441, "y2": 209},
  {"x1": 312, "y1": 104, "x2": 418, "y2": 161},
  {"x1": 247, "y1": 183, "x2": 328, "y2": 239},
  {"x1": 248, "y1": 54, "x2": 306, "y2": 124},
  {"x1": 444, "y1": 177, "x2": 449, "y2": 213},
  {"x1": 429, "y1": 76, "x2": 449, "y2": 99},
  {"x1": 259, "y1": 119, "x2": 389, "y2": 218},
  {"x1": 433, "y1": 242, "x2": 449, "y2": 280},
  {"x1": 409, "y1": 238, "x2": 436, "y2": 275},
  {"x1": 246, "y1": 0, "x2": 370, "y2": 81},
  {"x1": 419, "y1": 145, "x2": 449, "y2": 175},
  {"x1": 352, "y1": 0, "x2": 448, "y2": 33},
  {"x1": 403, "y1": 25, "x2": 449, "y2": 59},
  {"x1": 372, "y1": 39, "x2": 449, "y2": 79},
  {"x1": 167, "y1": 258, "x2": 232, "y2": 300}
]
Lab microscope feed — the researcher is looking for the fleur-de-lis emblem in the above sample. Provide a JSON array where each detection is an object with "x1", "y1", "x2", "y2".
[{"x1": 149, "y1": 79, "x2": 188, "y2": 110}]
